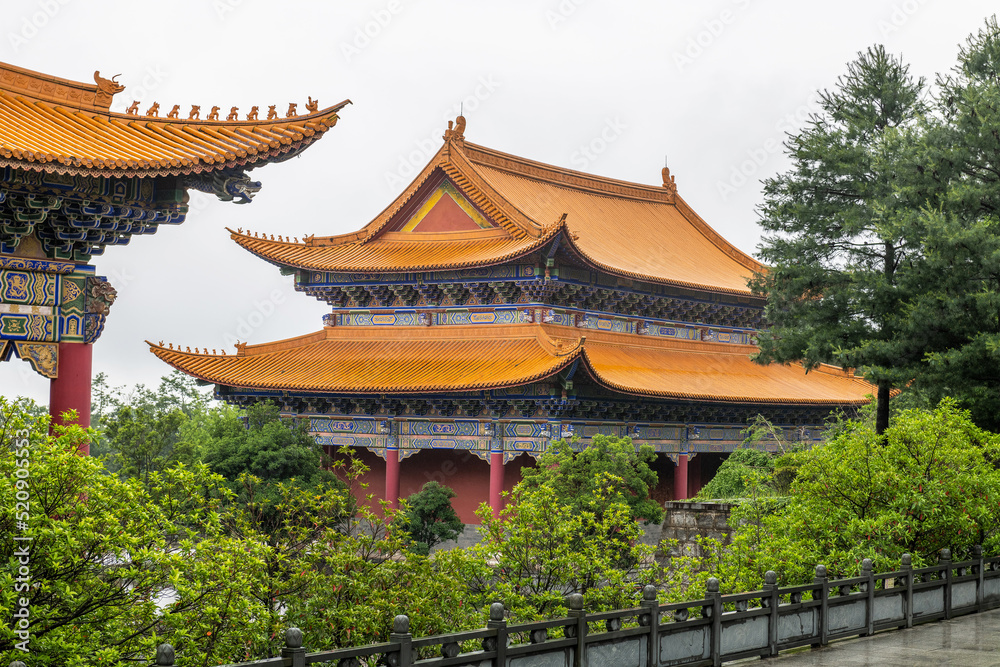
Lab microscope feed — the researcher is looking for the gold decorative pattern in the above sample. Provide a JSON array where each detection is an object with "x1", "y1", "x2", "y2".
[
  {"x1": 62, "y1": 279, "x2": 82, "y2": 303},
  {"x1": 15, "y1": 341, "x2": 58, "y2": 379}
]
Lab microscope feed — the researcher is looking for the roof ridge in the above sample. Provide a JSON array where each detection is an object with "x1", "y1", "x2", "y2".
[
  {"x1": 458, "y1": 138, "x2": 762, "y2": 276},
  {"x1": 462, "y1": 141, "x2": 675, "y2": 204},
  {"x1": 145, "y1": 340, "x2": 232, "y2": 356},
  {"x1": 106, "y1": 99, "x2": 351, "y2": 125}
]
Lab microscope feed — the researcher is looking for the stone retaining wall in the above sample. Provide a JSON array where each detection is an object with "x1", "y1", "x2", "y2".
[{"x1": 659, "y1": 500, "x2": 736, "y2": 558}]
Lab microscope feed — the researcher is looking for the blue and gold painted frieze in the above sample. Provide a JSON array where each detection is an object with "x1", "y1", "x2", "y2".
[
  {"x1": 1, "y1": 270, "x2": 58, "y2": 305},
  {"x1": 0, "y1": 255, "x2": 76, "y2": 274},
  {"x1": 305, "y1": 265, "x2": 537, "y2": 287},
  {"x1": 436, "y1": 308, "x2": 528, "y2": 326},
  {"x1": 0, "y1": 310, "x2": 54, "y2": 341}
]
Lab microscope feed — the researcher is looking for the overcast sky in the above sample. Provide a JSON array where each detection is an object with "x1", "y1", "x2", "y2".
[{"x1": 2, "y1": 0, "x2": 996, "y2": 404}]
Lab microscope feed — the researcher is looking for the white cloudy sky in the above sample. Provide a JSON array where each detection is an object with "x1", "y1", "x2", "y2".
[{"x1": 1, "y1": 0, "x2": 995, "y2": 403}]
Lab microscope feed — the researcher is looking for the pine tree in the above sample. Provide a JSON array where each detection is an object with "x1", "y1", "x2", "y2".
[
  {"x1": 897, "y1": 17, "x2": 1000, "y2": 429},
  {"x1": 751, "y1": 45, "x2": 927, "y2": 434}
]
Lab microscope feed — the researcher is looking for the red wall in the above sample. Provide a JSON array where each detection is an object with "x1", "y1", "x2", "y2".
[
  {"x1": 399, "y1": 449, "x2": 491, "y2": 523},
  {"x1": 327, "y1": 447, "x2": 543, "y2": 524}
]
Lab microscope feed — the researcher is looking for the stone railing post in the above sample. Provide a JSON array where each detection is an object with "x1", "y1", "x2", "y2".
[
  {"x1": 281, "y1": 628, "x2": 305, "y2": 667},
  {"x1": 861, "y1": 558, "x2": 874, "y2": 637},
  {"x1": 484, "y1": 602, "x2": 507, "y2": 666},
  {"x1": 565, "y1": 593, "x2": 586, "y2": 667},
  {"x1": 974, "y1": 544, "x2": 985, "y2": 612},
  {"x1": 388, "y1": 614, "x2": 412, "y2": 667},
  {"x1": 811, "y1": 565, "x2": 829, "y2": 647},
  {"x1": 143, "y1": 643, "x2": 174, "y2": 666},
  {"x1": 940, "y1": 548, "x2": 952, "y2": 619},
  {"x1": 762, "y1": 570, "x2": 779, "y2": 656},
  {"x1": 901, "y1": 553, "x2": 913, "y2": 628},
  {"x1": 639, "y1": 584, "x2": 659, "y2": 667},
  {"x1": 705, "y1": 577, "x2": 722, "y2": 667}
]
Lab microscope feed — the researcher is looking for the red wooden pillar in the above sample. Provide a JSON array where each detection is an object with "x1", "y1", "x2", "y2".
[
  {"x1": 489, "y1": 450, "x2": 505, "y2": 517},
  {"x1": 49, "y1": 342, "x2": 93, "y2": 454},
  {"x1": 673, "y1": 453, "x2": 689, "y2": 500},
  {"x1": 385, "y1": 444, "x2": 400, "y2": 509}
]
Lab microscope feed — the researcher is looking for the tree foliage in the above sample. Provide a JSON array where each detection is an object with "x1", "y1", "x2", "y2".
[
  {"x1": 0, "y1": 396, "x2": 271, "y2": 666},
  {"x1": 894, "y1": 18, "x2": 1000, "y2": 430},
  {"x1": 469, "y1": 477, "x2": 658, "y2": 621},
  {"x1": 695, "y1": 448, "x2": 773, "y2": 500},
  {"x1": 752, "y1": 45, "x2": 927, "y2": 433},
  {"x1": 399, "y1": 481, "x2": 464, "y2": 555},
  {"x1": 676, "y1": 400, "x2": 1000, "y2": 596},
  {"x1": 519, "y1": 435, "x2": 663, "y2": 524}
]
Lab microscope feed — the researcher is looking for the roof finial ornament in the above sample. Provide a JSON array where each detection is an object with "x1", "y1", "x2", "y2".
[
  {"x1": 93, "y1": 71, "x2": 125, "y2": 108},
  {"x1": 444, "y1": 115, "x2": 466, "y2": 143},
  {"x1": 662, "y1": 160, "x2": 677, "y2": 202},
  {"x1": 167, "y1": 105, "x2": 180, "y2": 119},
  {"x1": 247, "y1": 106, "x2": 259, "y2": 120},
  {"x1": 267, "y1": 105, "x2": 278, "y2": 120},
  {"x1": 169, "y1": 343, "x2": 173, "y2": 349},
  {"x1": 145, "y1": 102, "x2": 160, "y2": 117},
  {"x1": 306, "y1": 97, "x2": 319, "y2": 113},
  {"x1": 227, "y1": 106, "x2": 239, "y2": 121},
  {"x1": 208, "y1": 106, "x2": 220, "y2": 121},
  {"x1": 189, "y1": 105, "x2": 201, "y2": 120},
  {"x1": 286, "y1": 103, "x2": 298, "y2": 118},
  {"x1": 125, "y1": 100, "x2": 139, "y2": 115}
]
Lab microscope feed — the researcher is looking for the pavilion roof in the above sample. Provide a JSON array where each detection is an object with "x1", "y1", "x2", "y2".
[
  {"x1": 147, "y1": 325, "x2": 581, "y2": 394},
  {"x1": 0, "y1": 61, "x2": 349, "y2": 177},
  {"x1": 147, "y1": 324, "x2": 873, "y2": 405},
  {"x1": 231, "y1": 118, "x2": 762, "y2": 295}
]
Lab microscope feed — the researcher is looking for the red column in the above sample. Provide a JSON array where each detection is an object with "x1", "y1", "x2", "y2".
[
  {"x1": 489, "y1": 450, "x2": 505, "y2": 517},
  {"x1": 385, "y1": 445, "x2": 400, "y2": 510},
  {"x1": 49, "y1": 342, "x2": 93, "y2": 454},
  {"x1": 673, "y1": 453, "x2": 689, "y2": 500}
]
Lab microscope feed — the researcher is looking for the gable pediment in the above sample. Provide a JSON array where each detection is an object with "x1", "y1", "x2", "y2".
[{"x1": 386, "y1": 177, "x2": 496, "y2": 234}]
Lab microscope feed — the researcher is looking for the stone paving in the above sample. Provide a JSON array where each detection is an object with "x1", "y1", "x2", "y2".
[{"x1": 745, "y1": 607, "x2": 1000, "y2": 666}]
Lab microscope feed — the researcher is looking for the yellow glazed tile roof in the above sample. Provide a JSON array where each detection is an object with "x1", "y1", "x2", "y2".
[
  {"x1": 148, "y1": 324, "x2": 873, "y2": 405},
  {"x1": 229, "y1": 225, "x2": 560, "y2": 273},
  {"x1": 233, "y1": 120, "x2": 762, "y2": 295},
  {"x1": 147, "y1": 325, "x2": 582, "y2": 394},
  {"x1": 578, "y1": 332, "x2": 874, "y2": 405},
  {"x1": 0, "y1": 61, "x2": 349, "y2": 177}
]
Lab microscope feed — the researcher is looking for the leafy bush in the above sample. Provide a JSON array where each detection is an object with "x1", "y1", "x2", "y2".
[
  {"x1": 520, "y1": 434, "x2": 662, "y2": 524},
  {"x1": 696, "y1": 448, "x2": 773, "y2": 500},
  {"x1": 399, "y1": 481, "x2": 464, "y2": 555}
]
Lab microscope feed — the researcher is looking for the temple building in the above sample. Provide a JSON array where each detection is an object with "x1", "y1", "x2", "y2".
[
  {"x1": 150, "y1": 116, "x2": 873, "y2": 521},
  {"x1": 0, "y1": 60, "x2": 347, "y2": 448}
]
